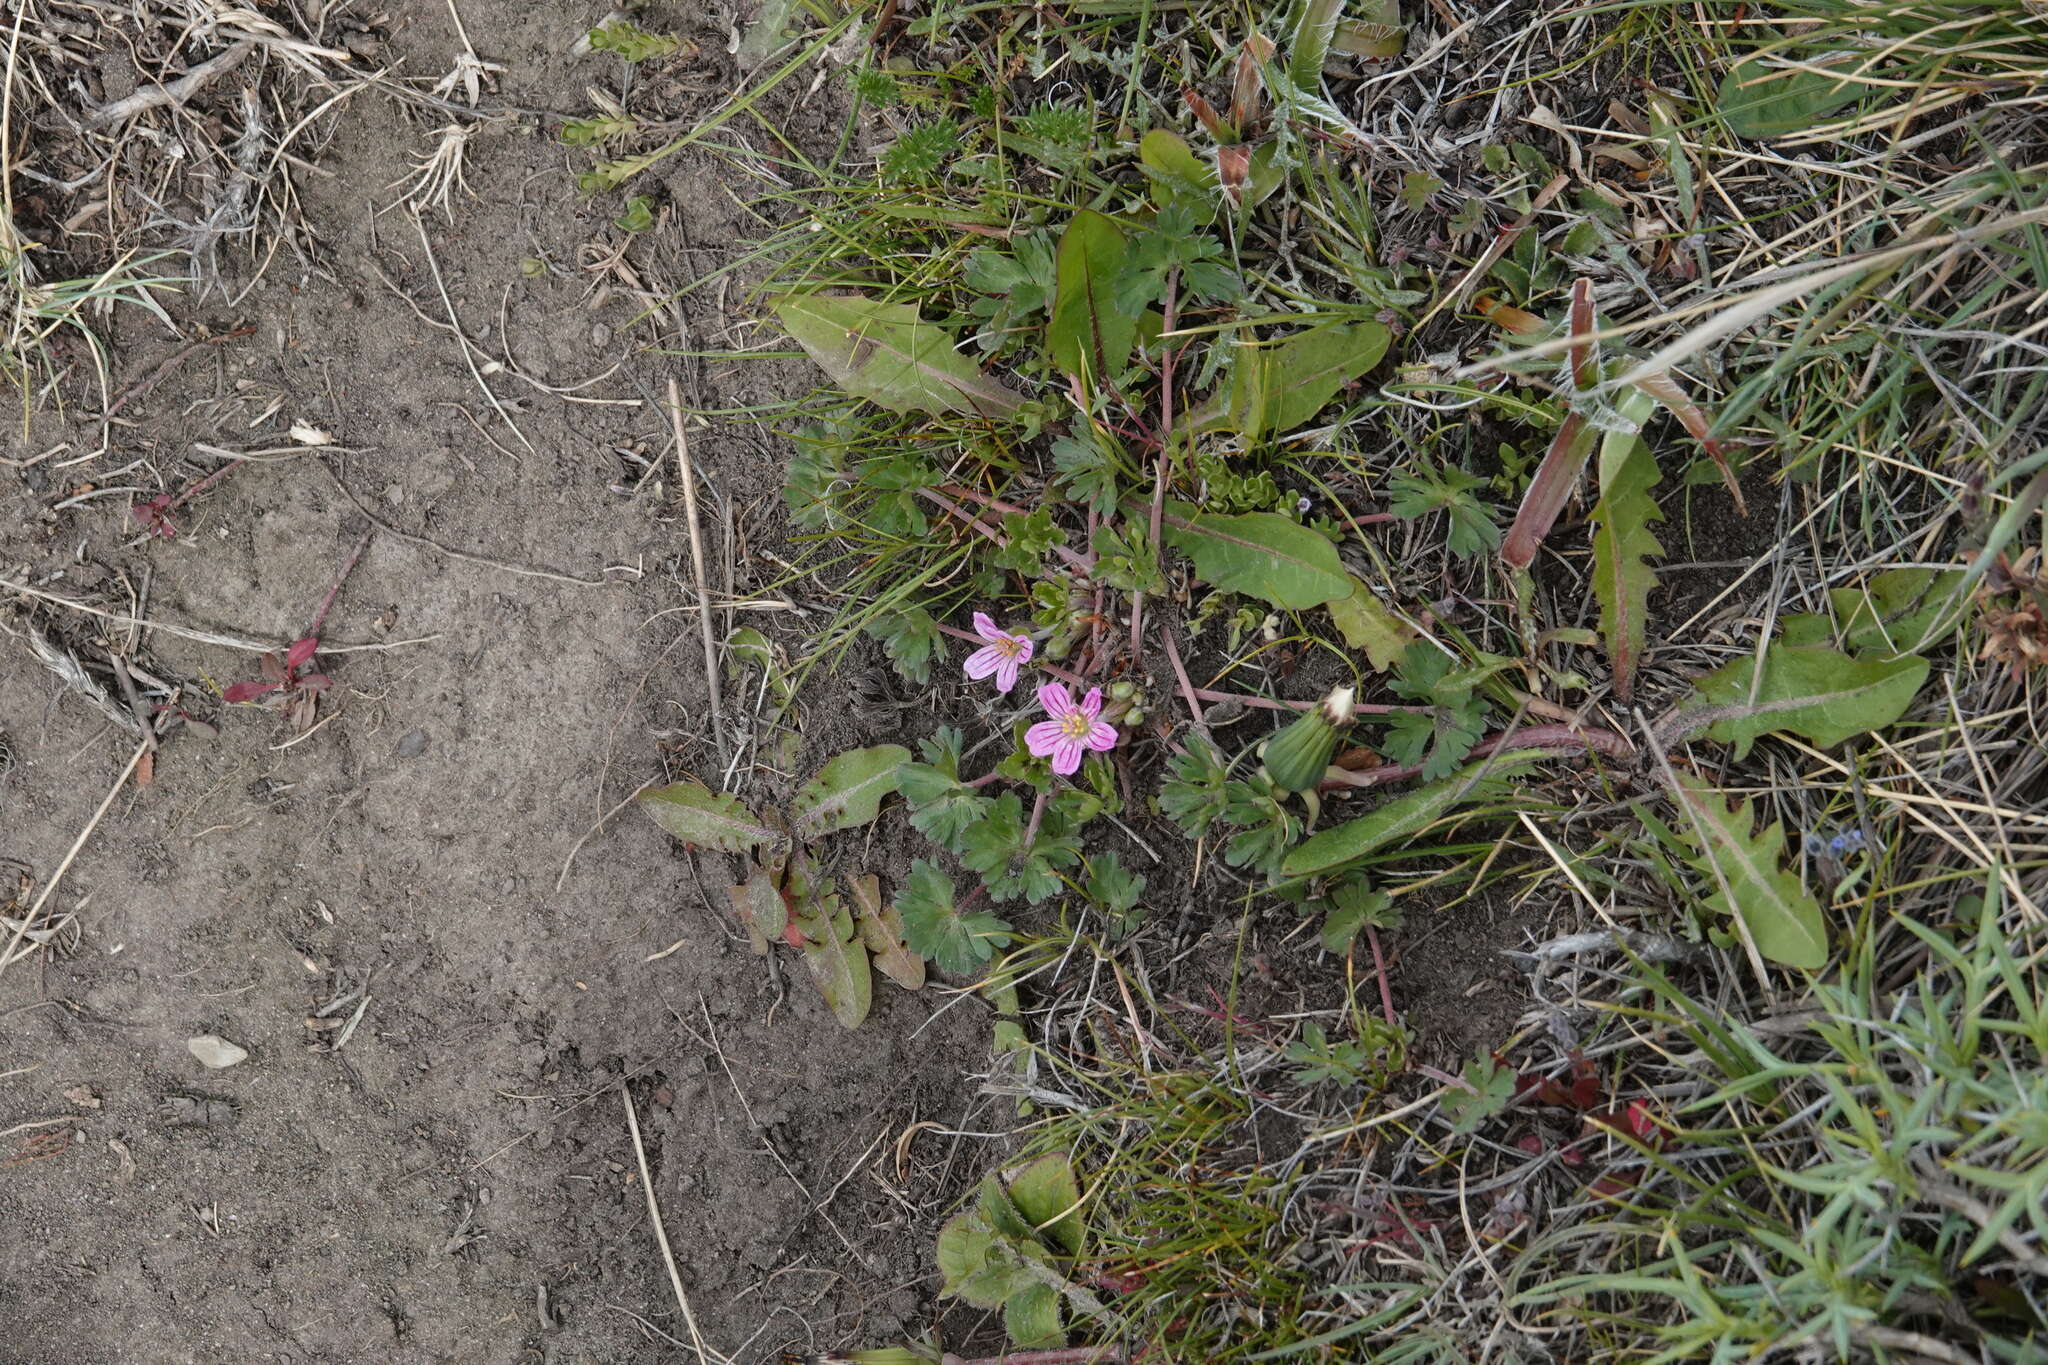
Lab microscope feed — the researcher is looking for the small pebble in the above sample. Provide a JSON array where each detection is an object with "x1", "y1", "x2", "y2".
[
  {"x1": 187, "y1": 1035, "x2": 249, "y2": 1069},
  {"x1": 396, "y1": 728, "x2": 430, "y2": 758}
]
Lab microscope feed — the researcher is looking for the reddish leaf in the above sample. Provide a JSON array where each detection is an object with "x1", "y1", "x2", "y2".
[
  {"x1": 1516, "y1": 1054, "x2": 1601, "y2": 1110},
  {"x1": 132, "y1": 495, "x2": 178, "y2": 537},
  {"x1": 1475, "y1": 296, "x2": 1547, "y2": 338},
  {"x1": 1095, "y1": 1270, "x2": 1146, "y2": 1296},
  {"x1": 285, "y1": 636, "x2": 320, "y2": 671},
  {"x1": 1500, "y1": 412, "x2": 1596, "y2": 571},
  {"x1": 1629, "y1": 369, "x2": 1745, "y2": 512},
  {"x1": 1214, "y1": 144, "x2": 1251, "y2": 206},
  {"x1": 223, "y1": 680, "x2": 277, "y2": 703},
  {"x1": 1581, "y1": 1100, "x2": 1665, "y2": 1198},
  {"x1": 1568, "y1": 278, "x2": 1597, "y2": 390},
  {"x1": 1229, "y1": 34, "x2": 1274, "y2": 133},
  {"x1": 297, "y1": 673, "x2": 332, "y2": 693},
  {"x1": 1183, "y1": 88, "x2": 1230, "y2": 141}
]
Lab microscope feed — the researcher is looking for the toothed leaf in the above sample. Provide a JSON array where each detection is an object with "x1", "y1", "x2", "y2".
[
  {"x1": 1590, "y1": 434, "x2": 1664, "y2": 701},
  {"x1": 1670, "y1": 773, "x2": 1828, "y2": 970}
]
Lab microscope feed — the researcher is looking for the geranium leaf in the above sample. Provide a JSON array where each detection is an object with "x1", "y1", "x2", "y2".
[{"x1": 896, "y1": 860, "x2": 1012, "y2": 975}]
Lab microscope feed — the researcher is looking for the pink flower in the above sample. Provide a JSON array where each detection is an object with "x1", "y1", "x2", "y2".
[
  {"x1": 1024, "y1": 682, "x2": 1119, "y2": 777},
  {"x1": 963, "y1": 611, "x2": 1033, "y2": 693}
]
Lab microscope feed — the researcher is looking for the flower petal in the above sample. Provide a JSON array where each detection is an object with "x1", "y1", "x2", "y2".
[
  {"x1": 1086, "y1": 720, "x2": 1120, "y2": 752},
  {"x1": 1079, "y1": 687, "x2": 1104, "y2": 720},
  {"x1": 1012, "y1": 636, "x2": 1035, "y2": 662},
  {"x1": 972, "y1": 611, "x2": 1000, "y2": 641},
  {"x1": 1025, "y1": 719, "x2": 1068, "y2": 758},
  {"x1": 1038, "y1": 682, "x2": 1073, "y2": 717},
  {"x1": 993, "y1": 656, "x2": 1022, "y2": 693},
  {"x1": 1052, "y1": 740, "x2": 1083, "y2": 776},
  {"x1": 964, "y1": 645, "x2": 1004, "y2": 680}
]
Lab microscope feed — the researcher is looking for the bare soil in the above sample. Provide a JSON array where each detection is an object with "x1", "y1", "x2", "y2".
[
  {"x1": 1, "y1": 5, "x2": 1550, "y2": 1362},
  {"x1": 1, "y1": 6, "x2": 988, "y2": 1361}
]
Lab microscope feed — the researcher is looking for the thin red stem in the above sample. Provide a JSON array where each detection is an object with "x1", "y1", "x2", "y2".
[
  {"x1": 923, "y1": 486, "x2": 1091, "y2": 573},
  {"x1": 1317, "y1": 723, "x2": 1635, "y2": 792},
  {"x1": 1131, "y1": 267, "x2": 1180, "y2": 664},
  {"x1": 307, "y1": 528, "x2": 374, "y2": 639},
  {"x1": 1366, "y1": 925, "x2": 1397, "y2": 1027},
  {"x1": 1159, "y1": 624, "x2": 1212, "y2": 747},
  {"x1": 166, "y1": 458, "x2": 246, "y2": 512},
  {"x1": 1190, "y1": 688, "x2": 1429, "y2": 715},
  {"x1": 943, "y1": 1349, "x2": 1124, "y2": 1365},
  {"x1": 1022, "y1": 788, "x2": 1050, "y2": 848}
]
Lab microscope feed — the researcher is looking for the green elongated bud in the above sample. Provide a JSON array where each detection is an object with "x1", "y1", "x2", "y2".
[{"x1": 1260, "y1": 686, "x2": 1356, "y2": 792}]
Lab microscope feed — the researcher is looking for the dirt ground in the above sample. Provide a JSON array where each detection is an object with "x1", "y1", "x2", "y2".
[
  {"x1": 0, "y1": 5, "x2": 998, "y2": 1361},
  {"x1": 0, "y1": 5, "x2": 1551, "y2": 1362}
]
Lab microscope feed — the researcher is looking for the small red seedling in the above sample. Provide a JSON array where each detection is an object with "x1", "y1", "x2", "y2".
[
  {"x1": 1507, "y1": 1054, "x2": 1668, "y2": 1197},
  {"x1": 131, "y1": 459, "x2": 245, "y2": 539},
  {"x1": 223, "y1": 529, "x2": 371, "y2": 729},
  {"x1": 223, "y1": 635, "x2": 331, "y2": 704}
]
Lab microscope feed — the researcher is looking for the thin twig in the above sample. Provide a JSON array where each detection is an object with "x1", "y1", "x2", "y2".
[
  {"x1": 104, "y1": 327, "x2": 255, "y2": 418},
  {"x1": 0, "y1": 738, "x2": 150, "y2": 984},
  {"x1": 86, "y1": 41, "x2": 255, "y2": 128},
  {"x1": 669, "y1": 377, "x2": 727, "y2": 761},
  {"x1": 1365, "y1": 925, "x2": 1397, "y2": 1027},
  {"x1": 1, "y1": 574, "x2": 441, "y2": 655},
  {"x1": 410, "y1": 212, "x2": 535, "y2": 452},
  {"x1": 556, "y1": 779, "x2": 660, "y2": 892},
  {"x1": 621, "y1": 1088, "x2": 723, "y2": 1365},
  {"x1": 316, "y1": 460, "x2": 614, "y2": 587}
]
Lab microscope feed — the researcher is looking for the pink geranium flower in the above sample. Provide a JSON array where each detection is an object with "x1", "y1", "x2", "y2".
[
  {"x1": 963, "y1": 611, "x2": 1033, "y2": 693},
  {"x1": 1024, "y1": 682, "x2": 1119, "y2": 777}
]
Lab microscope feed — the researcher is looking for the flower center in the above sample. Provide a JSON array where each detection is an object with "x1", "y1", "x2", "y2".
[
  {"x1": 1061, "y1": 711, "x2": 1093, "y2": 741},
  {"x1": 993, "y1": 636, "x2": 1024, "y2": 658}
]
